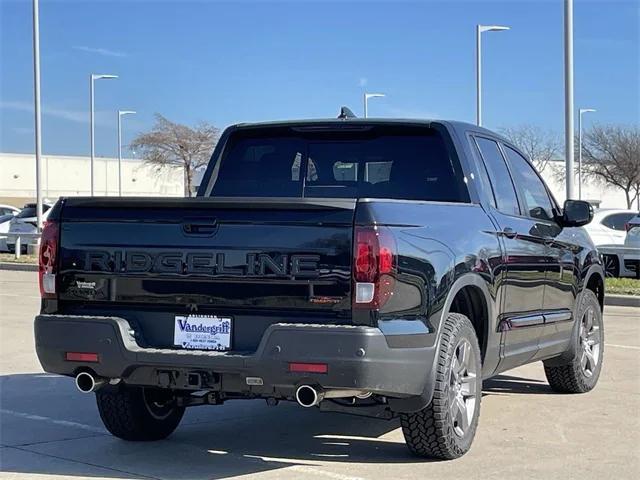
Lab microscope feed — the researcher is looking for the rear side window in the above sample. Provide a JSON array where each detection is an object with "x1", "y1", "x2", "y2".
[
  {"x1": 206, "y1": 126, "x2": 469, "y2": 202},
  {"x1": 502, "y1": 146, "x2": 555, "y2": 221},
  {"x1": 474, "y1": 137, "x2": 520, "y2": 216},
  {"x1": 602, "y1": 213, "x2": 635, "y2": 231}
]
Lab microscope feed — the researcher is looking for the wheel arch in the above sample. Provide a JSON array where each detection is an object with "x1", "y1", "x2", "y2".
[
  {"x1": 584, "y1": 266, "x2": 605, "y2": 312},
  {"x1": 389, "y1": 273, "x2": 496, "y2": 413}
]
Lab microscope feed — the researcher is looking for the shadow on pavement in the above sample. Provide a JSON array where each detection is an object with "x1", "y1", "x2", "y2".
[
  {"x1": 483, "y1": 373, "x2": 553, "y2": 395},
  {"x1": 1, "y1": 371, "x2": 553, "y2": 479},
  {"x1": 0, "y1": 373, "x2": 424, "y2": 480}
]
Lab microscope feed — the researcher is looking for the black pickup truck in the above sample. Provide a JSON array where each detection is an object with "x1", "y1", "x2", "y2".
[{"x1": 35, "y1": 118, "x2": 605, "y2": 459}]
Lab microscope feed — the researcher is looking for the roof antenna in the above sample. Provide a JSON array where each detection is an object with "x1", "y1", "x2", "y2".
[{"x1": 337, "y1": 106, "x2": 357, "y2": 120}]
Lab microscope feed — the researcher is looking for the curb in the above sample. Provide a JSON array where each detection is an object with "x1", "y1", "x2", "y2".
[
  {"x1": 0, "y1": 262, "x2": 38, "y2": 272},
  {"x1": 605, "y1": 294, "x2": 640, "y2": 308}
]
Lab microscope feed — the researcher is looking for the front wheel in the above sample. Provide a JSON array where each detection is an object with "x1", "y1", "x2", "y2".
[
  {"x1": 544, "y1": 290, "x2": 604, "y2": 393},
  {"x1": 96, "y1": 385, "x2": 185, "y2": 441},
  {"x1": 400, "y1": 313, "x2": 482, "y2": 460}
]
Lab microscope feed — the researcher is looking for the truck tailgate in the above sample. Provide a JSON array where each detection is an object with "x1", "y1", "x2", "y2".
[{"x1": 56, "y1": 197, "x2": 355, "y2": 352}]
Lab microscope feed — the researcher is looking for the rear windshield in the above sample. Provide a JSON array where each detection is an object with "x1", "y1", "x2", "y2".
[{"x1": 203, "y1": 125, "x2": 469, "y2": 202}]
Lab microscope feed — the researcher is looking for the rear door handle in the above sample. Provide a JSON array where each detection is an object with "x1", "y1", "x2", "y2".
[{"x1": 500, "y1": 227, "x2": 517, "y2": 239}]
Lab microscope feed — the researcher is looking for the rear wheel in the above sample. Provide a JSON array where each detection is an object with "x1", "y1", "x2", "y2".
[
  {"x1": 400, "y1": 313, "x2": 482, "y2": 460},
  {"x1": 96, "y1": 385, "x2": 185, "y2": 441},
  {"x1": 544, "y1": 290, "x2": 604, "y2": 393},
  {"x1": 603, "y1": 254, "x2": 620, "y2": 278}
]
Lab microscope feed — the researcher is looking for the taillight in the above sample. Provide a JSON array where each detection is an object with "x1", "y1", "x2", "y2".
[
  {"x1": 39, "y1": 220, "x2": 59, "y2": 299},
  {"x1": 353, "y1": 226, "x2": 396, "y2": 309}
]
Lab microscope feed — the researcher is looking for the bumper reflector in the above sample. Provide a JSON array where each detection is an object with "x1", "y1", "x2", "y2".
[
  {"x1": 289, "y1": 362, "x2": 328, "y2": 374},
  {"x1": 65, "y1": 352, "x2": 99, "y2": 363}
]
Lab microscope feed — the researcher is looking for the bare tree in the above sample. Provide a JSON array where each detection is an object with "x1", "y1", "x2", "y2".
[
  {"x1": 581, "y1": 125, "x2": 640, "y2": 209},
  {"x1": 501, "y1": 125, "x2": 561, "y2": 173},
  {"x1": 131, "y1": 114, "x2": 219, "y2": 197}
]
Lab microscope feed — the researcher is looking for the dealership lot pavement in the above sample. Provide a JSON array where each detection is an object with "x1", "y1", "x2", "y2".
[{"x1": 1, "y1": 269, "x2": 639, "y2": 480}]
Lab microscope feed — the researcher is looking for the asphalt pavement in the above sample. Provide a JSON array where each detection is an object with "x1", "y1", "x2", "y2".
[{"x1": 1, "y1": 269, "x2": 639, "y2": 480}]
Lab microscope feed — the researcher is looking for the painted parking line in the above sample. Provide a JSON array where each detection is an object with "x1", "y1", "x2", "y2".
[
  {"x1": 0, "y1": 293, "x2": 40, "y2": 299},
  {"x1": 0, "y1": 408, "x2": 105, "y2": 434},
  {"x1": 605, "y1": 343, "x2": 640, "y2": 350}
]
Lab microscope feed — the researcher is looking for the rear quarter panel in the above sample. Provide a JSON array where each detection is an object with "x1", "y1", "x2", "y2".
[{"x1": 355, "y1": 200, "x2": 504, "y2": 376}]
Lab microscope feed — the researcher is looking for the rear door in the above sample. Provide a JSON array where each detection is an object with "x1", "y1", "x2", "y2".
[
  {"x1": 500, "y1": 144, "x2": 578, "y2": 358},
  {"x1": 472, "y1": 136, "x2": 548, "y2": 369}
]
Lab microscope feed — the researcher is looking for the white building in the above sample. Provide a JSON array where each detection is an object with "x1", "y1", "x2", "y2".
[
  {"x1": 0, "y1": 152, "x2": 634, "y2": 211},
  {"x1": 0, "y1": 153, "x2": 184, "y2": 207},
  {"x1": 540, "y1": 159, "x2": 635, "y2": 210}
]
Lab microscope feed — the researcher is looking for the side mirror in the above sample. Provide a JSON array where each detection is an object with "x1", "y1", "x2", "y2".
[{"x1": 561, "y1": 200, "x2": 593, "y2": 227}]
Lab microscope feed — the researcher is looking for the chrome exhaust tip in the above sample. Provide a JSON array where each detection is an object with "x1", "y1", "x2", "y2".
[
  {"x1": 295, "y1": 385, "x2": 322, "y2": 407},
  {"x1": 75, "y1": 371, "x2": 105, "y2": 393}
]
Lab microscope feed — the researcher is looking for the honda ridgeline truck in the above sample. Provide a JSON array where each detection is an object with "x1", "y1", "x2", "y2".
[{"x1": 35, "y1": 118, "x2": 605, "y2": 459}]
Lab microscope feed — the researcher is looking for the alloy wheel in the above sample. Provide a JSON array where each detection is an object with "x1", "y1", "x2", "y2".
[
  {"x1": 579, "y1": 306, "x2": 601, "y2": 378},
  {"x1": 449, "y1": 338, "x2": 478, "y2": 437}
]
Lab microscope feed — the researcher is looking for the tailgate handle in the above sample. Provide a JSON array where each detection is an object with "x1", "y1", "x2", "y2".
[{"x1": 183, "y1": 220, "x2": 218, "y2": 235}]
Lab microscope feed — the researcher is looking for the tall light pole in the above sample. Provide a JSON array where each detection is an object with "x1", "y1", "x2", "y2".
[
  {"x1": 90, "y1": 74, "x2": 118, "y2": 196},
  {"x1": 363, "y1": 93, "x2": 385, "y2": 118},
  {"x1": 476, "y1": 24, "x2": 510, "y2": 127},
  {"x1": 564, "y1": 0, "x2": 575, "y2": 200},
  {"x1": 578, "y1": 108, "x2": 596, "y2": 200},
  {"x1": 32, "y1": 0, "x2": 43, "y2": 230},
  {"x1": 117, "y1": 110, "x2": 136, "y2": 196}
]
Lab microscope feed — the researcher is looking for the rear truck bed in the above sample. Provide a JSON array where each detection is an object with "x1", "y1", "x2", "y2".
[{"x1": 35, "y1": 196, "x2": 436, "y2": 412}]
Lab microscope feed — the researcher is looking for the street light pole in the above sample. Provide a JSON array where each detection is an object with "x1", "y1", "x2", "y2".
[
  {"x1": 578, "y1": 108, "x2": 596, "y2": 200},
  {"x1": 363, "y1": 93, "x2": 385, "y2": 118},
  {"x1": 564, "y1": 0, "x2": 575, "y2": 200},
  {"x1": 476, "y1": 24, "x2": 510, "y2": 127},
  {"x1": 117, "y1": 110, "x2": 136, "y2": 196},
  {"x1": 90, "y1": 74, "x2": 118, "y2": 196},
  {"x1": 32, "y1": 0, "x2": 43, "y2": 230}
]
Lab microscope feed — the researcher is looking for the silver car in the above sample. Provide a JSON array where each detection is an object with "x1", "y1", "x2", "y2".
[
  {"x1": 6, "y1": 203, "x2": 53, "y2": 254},
  {"x1": 623, "y1": 215, "x2": 640, "y2": 278}
]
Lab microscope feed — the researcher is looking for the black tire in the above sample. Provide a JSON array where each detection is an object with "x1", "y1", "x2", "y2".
[
  {"x1": 400, "y1": 313, "x2": 482, "y2": 460},
  {"x1": 544, "y1": 290, "x2": 604, "y2": 394},
  {"x1": 603, "y1": 254, "x2": 620, "y2": 278},
  {"x1": 96, "y1": 385, "x2": 185, "y2": 441}
]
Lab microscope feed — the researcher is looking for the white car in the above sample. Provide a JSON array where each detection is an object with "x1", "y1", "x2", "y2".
[
  {"x1": 589, "y1": 209, "x2": 640, "y2": 277},
  {"x1": 0, "y1": 204, "x2": 20, "y2": 217},
  {"x1": 584, "y1": 208, "x2": 638, "y2": 246},
  {"x1": 6, "y1": 203, "x2": 53, "y2": 254},
  {"x1": 0, "y1": 214, "x2": 16, "y2": 252}
]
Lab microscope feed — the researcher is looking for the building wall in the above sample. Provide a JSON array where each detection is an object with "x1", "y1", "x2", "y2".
[
  {"x1": 540, "y1": 161, "x2": 635, "y2": 210},
  {"x1": 1, "y1": 153, "x2": 634, "y2": 211},
  {"x1": 0, "y1": 153, "x2": 184, "y2": 207}
]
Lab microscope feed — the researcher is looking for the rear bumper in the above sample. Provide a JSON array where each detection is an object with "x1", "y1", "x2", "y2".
[{"x1": 34, "y1": 314, "x2": 436, "y2": 398}]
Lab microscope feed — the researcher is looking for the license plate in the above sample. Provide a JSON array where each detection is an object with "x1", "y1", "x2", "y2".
[{"x1": 174, "y1": 315, "x2": 232, "y2": 351}]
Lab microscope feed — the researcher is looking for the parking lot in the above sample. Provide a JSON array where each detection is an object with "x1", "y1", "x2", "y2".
[{"x1": 1, "y1": 268, "x2": 639, "y2": 480}]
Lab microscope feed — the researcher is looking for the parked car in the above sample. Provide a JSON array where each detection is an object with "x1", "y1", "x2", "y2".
[
  {"x1": 34, "y1": 118, "x2": 604, "y2": 460},
  {"x1": 0, "y1": 204, "x2": 20, "y2": 217},
  {"x1": 6, "y1": 203, "x2": 53, "y2": 254},
  {"x1": 590, "y1": 210, "x2": 640, "y2": 277},
  {"x1": 623, "y1": 215, "x2": 640, "y2": 278},
  {"x1": 584, "y1": 209, "x2": 637, "y2": 246},
  {"x1": 0, "y1": 214, "x2": 15, "y2": 252}
]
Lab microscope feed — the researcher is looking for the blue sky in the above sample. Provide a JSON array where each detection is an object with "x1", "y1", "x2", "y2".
[{"x1": 1, "y1": 0, "x2": 638, "y2": 157}]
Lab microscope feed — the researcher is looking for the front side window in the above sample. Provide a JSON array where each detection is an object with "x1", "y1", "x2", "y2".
[
  {"x1": 502, "y1": 145, "x2": 555, "y2": 222},
  {"x1": 474, "y1": 137, "x2": 520, "y2": 216}
]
